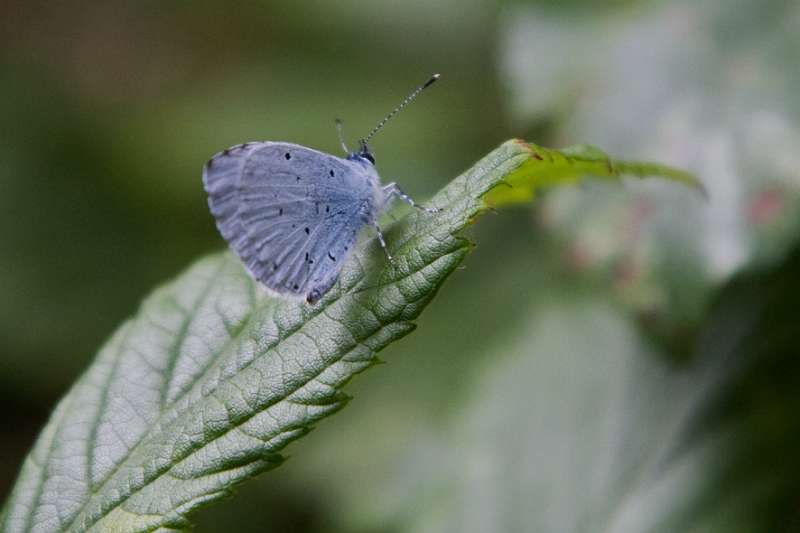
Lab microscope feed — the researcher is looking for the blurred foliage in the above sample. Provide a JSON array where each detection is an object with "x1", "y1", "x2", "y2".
[
  {"x1": 1, "y1": 0, "x2": 799, "y2": 532},
  {"x1": 501, "y1": 0, "x2": 800, "y2": 332}
]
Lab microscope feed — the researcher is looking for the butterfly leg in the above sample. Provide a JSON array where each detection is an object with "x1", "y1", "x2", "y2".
[
  {"x1": 371, "y1": 220, "x2": 393, "y2": 262},
  {"x1": 382, "y1": 182, "x2": 439, "y2": 214}
]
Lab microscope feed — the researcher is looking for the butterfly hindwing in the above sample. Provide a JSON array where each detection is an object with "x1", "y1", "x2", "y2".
[{"x1": 203, "y1": 141, "x2": 373, "y2": 301}]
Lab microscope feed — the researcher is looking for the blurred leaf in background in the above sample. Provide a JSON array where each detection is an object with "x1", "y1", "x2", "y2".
[{"x1": 1, "y1": 0, "x2": 799, "y2": 532}]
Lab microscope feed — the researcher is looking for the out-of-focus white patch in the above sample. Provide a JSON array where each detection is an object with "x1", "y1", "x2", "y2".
[
  {"x1": 499, "y1": 8, "x2": 601, "y2": 124},
  {"x1": 700, "y1": 132, "x2": 749, "y2": 278}
]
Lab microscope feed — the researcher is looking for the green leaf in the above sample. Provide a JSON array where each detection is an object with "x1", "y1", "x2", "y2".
[
  {"x1": 0, "y1": 140, "x2": 697, "y2": 533},
  {"x1": 484, "y1": 142, "x2": 705, "y2": 206}
]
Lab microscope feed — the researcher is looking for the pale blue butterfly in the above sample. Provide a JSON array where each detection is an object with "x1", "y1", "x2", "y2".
[{"x1": 203, "y1": 74, "x2": 440, "y2": 304}]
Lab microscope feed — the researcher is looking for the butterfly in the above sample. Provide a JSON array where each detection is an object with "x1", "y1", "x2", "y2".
[{"x1": 203, "y1": 74, "x2": 440, "y2": 304}]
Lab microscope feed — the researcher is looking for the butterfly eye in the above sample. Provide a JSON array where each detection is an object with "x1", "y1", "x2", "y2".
[{"x1": 361, "y1": 152, "x2": 375, "y2": 165}]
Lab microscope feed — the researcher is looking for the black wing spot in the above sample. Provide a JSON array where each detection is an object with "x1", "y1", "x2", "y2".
[
  {"x1": 296, "y1": 175, "x2": 301, "y2": 181},
  {"x1": 305, "y1": 252, "x2": 309, "y2": 261},
  {"x1": 328, "y1": 252, "x2": 336, "y2": 262},
  {"x1": 325, "y1": 205, "x2": 330, "y2": 213},
  {"x1": 293, "y1": 284, "x2": 299, "y2": 290},
  {"x1": 273, "y1": 263, "x2": 279, "y2": 271},
  {"x1": 329, "y1": 169, "x2": 335, "y2": 177},
  {"x1": 279, "y1": 207, "x2": 283, "y2": 216},
  {"x1": 285, "y1": 153, "x2": 292, "y2": 160},
  {"x1": 304, "y1": 227, "x2": 310, "y2": 235}
]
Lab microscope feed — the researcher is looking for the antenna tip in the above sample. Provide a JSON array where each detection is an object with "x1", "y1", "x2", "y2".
[{"x1": 424, "y1": 73, "x2": 441, "y2": 88}]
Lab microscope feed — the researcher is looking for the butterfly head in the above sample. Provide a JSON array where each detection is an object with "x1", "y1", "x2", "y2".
[{"x1": 349, "y1": 139, "x2": 376, "y2": 165}]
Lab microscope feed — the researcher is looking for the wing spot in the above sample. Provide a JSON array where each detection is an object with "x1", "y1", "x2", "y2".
[
  {"x1": 285, "y1": 153, "x2": 292, "y2": 160},
  {"x1": 279, "y1": 207, "x2": 283, "y2": 216},
  {"x1": 296, "y1": 175, "x2": 301, "y2": 181},
  {"x1": 329, "y1": 169, "x2": 335, "y2": 177},
  {"x1": 328, "y1": 252, "x2": 336, "y2": 262},
  {"x1": 304, "y1": 227, "x2": 310, "y2": 235},
  {"x1": 325, "y1": 205, "x2": 330, "y2": 213},
  {"x1": 273, "y1": 263, "x2": 279, "y2": 271},
  {"x1": 293, "y1": 284, "x2": 299, "y2": 290}
]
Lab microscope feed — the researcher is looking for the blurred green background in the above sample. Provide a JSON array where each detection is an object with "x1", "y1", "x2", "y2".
[{"x1": 2, "y1": 0, "x2": 799, "y2": 531}]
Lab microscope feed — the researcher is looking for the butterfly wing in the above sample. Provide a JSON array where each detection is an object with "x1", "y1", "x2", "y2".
[{"x1": 203, "y1": 141, "x2": 372, "y2": 302}]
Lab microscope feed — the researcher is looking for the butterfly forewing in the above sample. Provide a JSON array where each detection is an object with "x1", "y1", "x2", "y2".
[{"x1": 203, "y1": 141, "x2": 371, "y2": 301}]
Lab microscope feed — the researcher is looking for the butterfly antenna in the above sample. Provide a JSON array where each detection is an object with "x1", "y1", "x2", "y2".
[
  {"x1": 361, "y1": 73, "x2": 440, "y2": 145},
  {"x1": 334, "y1": 118, "x2": 349, "y2": 154}
]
